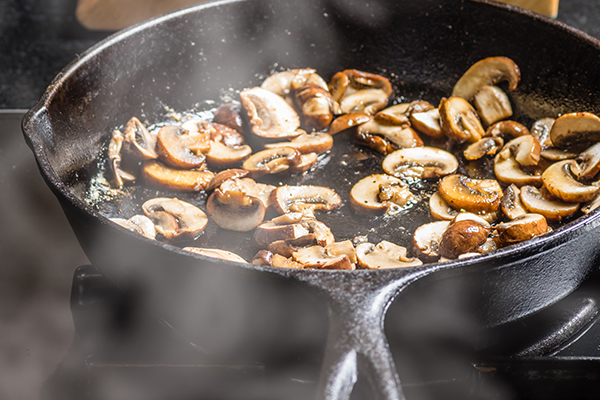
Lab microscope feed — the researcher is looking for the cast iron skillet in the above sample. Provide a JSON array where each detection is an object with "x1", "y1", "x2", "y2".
[{"x1": 22, "y1": 0, "x2": 600, "y2": 398}]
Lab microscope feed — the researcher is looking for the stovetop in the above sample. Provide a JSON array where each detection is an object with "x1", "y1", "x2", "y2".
[{"x1": 3, "y1": 1, "x2": 600, "y2": 400}]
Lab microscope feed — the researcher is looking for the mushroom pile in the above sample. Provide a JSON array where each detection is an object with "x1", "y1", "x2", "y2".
[{"x1": 101, "y1": 59, "x2": 600, "y2": 268}]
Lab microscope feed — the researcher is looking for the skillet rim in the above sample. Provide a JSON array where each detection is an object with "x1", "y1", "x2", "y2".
[{"x1": 21, "y1": 0, "x2": 600, "y2": 278}]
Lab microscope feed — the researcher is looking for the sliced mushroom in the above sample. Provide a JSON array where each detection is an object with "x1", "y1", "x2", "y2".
[
  {"x1": 330, "y1": 69, "x2": 392, "y2": 115},
  {"x1": 495, "y1": 213, "x2": 549, "y2": 245},
  {"x1": 111, "y1": 215, "x2": 156, "y2": 240},
  {"x1": 499, "y1": 135, "x2": 541, "y2": 167},
  {"x1": 108, "y1": 129, "x2": 136, "y2": 188},
  {"x1": 541, "y1": 146, "x2": 585, "y2": 161},
  {"x1": 451, "y1": 212, "x2": 492, "y2": 228},
  {"x1": 294, "y1": 83, "x2": 334, "y2": 131},
  {"x1": 206, "y1": 189, "x2": 265, "y2": 231},
  {"x1": 472, "y1": 85, "x2": 513, "y2": 126},
  {"x1": 328, "y1": 112, "x2": 373, "y2": 135},
  {"x1": 355, "y1": 241, "x2": 422, "y2": 269},
  {"x1": 206, "y1": 169, "x2": 250, "y2": 192},
  {"x1": 210, "y1": 122, "x2": 245, "y2": 147},
  {"x1": 254, "y1": 220, "x2": 311, "y2": 248},
  {"x1": 261, "y1": 69, "x2": 310, "y2": 99},
  {"x1": 582, "y1": 192, "x2": 600, "y2": 214},
  {"x1": 550, "y1": 112, "x2": 600, "y2": 148},
  {"x1": 142, "y1": 197, "x2": 208, "y2": 240},
  {"x1": 220, "y1": 178, "x2": 275, "y2": 208},
  {"x1": 264, "y1": 132, "x2": 333, "y2": 155},
  {"x1": 271, "y1": 212, "x2": 304, "y2": 225},
  {"x1": 205, "y1": 141, "x2": 253, "y2": 168},
  {"x1": 292, "y1": 245, "x2": 354, "y2": 270},
  {"x1": 183, "y1": 247, "x2": 247, "y2": 263},
  {"x1": 272, "y1": 254, "x2": 305, "y2": 269},
  {"x1": 542, "y1": 159, "x2": 600, "y2": 203},
  {"x1": 576, "y1": 142, "x2": 600, "y2": 181},
  {"x1": 410, "y1": 108, "x2": 444, "y2": 139},
  {"x1": 357, "y1": 120, "x2": 423, "y2": 149},
  {"x1": 486, "y1": 120, "x2": 530, "y2": 138},
  {"x1": 242, "y1": 147, "x2": 301, "y2": 177},
  {"x1": 349, "y1": 174, "x2": 414, "y2": 216},
  {"x1": 429, "y1": 191, "x2": 460, "y2": 220},
  {"x1": 494, "y1": 152, "x2": 543, "y2": 187},
  {"x1": 452, "y1": 56, "x2": 521, "y2": 101},
  {"x1": 123, "y1": 116, "x2": 158, "y2": 160},
  {"x1": 501, "y1": 184, "x2": 528, "y2": 220},
  {"x1": 382, "y1": 147, "x2": 458, "y2": 180},
  {"x1": 519, "y1": 185, "x2": 579, "y2": 221},
  {"x1": 289, "y1": 152, "x2": 319, "y2": 174},
  {"x1": 270, "y1": 185, "x2": 342, "y2": 218},
  {"x1": 439, "y1": 96, "x2": 485, "y2": 143},
  {"x1": 412, "y1": 220, "x2": 451, "y2": 261},
  {"x1": 438, "y1": 219, "x2": 490, "y2": 259},
  {"x1": 374, "y1": 103, "x2": 411, "y2": 126},
  {"x1": 353, "y1": 130, "x2": 395, "y2": 155},
  {"x1": 142, "y1": 160, "x2": 214, "y2": 192},
  {"x1": 327, "y1": 240, "x2": 358, "y2": 264},
  {"x1": 156, "y1": 125, "x2": 209, "y2": 169},
  {"x1": 240, "y1": 87, "x2": 301, "y2": 139},
  {"x1": 463, "y1": 137, "x2": 504, "y2": 160},
  {"x1": 267, "y1": 241, "x2": 297, "y2": 258},
  {"x1": 438, "y1": 174, "x2": 503, "y2": 214},
  {"x1": 213, "y1": 103, "x2": 244, "y2": 133},
  {"x1": 530, "y1": 117, "x2": 554, "y2": 148}
]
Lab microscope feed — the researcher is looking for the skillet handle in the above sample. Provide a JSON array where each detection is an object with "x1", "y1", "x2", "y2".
[{"x1": 303, "y1": 269, "x2": 434, "y2": 400}]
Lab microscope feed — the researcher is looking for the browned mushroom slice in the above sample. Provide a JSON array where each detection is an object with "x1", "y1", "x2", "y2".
[
  {"x1": 142, "y1": 160, "x2": 214, "y2": 192},
  {"x1": 206, "y1": 169, "x2": 250, "y2": 192},
  {"x1": 494, "y1": 152, "x2": 543, "y2": 187},
  {"x1": 240, "y1": 87, "x2": 301, "y2": 139},
  {"x1": 452, "y1": 56, "x2": 521, "y2": 100},
  {"x1": 123, "y1": 116, "x2": 157, "y2": 160},
  {"x1": 328, "y1": 71, "x2": 350, "y2": 103},
  {"x1": 429, "y1": 191, "x2": 460, "y2": 221},
  {"x1": 542, "y1": 160, "x2": 600, "y2": 203},
  {"x1": 264, "y1": 132, "x2": 333, "y2": 155},
  {"x1": 343, "y1": 69, "x2": 393, "y2": 96},
  {"x1": 357, "y1": 120, "x2": 423, "y2": 149},
  {"x1": 271, "y1": 212, "x2": 304, "y2": 225},
  {"x1": 213, "y1": 103, "x2": 244, "y2": 133},
  {"x1": 499, "y1": 135, "x2": 541, "y2": 167},
  {"x1": 472, "y1": 85, "x2": 513, "y2": 126},
  {"x1": 374, "y1": 103, "x2": 411, "y2": 126},
  {"x1": 301, "y1": 219, "x2": 335, "y2": 247},
  {"x1": 220, "y1": 178, "x2": 275, "y2": 208},
  {"x1": 439, "y1": 96, "x2": 485, "y2": 143},
  {"x1": 576, "y1": 142, "x2": 600, "y2": 181},
  {"x1": 108, "y1": 129, "x2": 136, "y2": 188},
  {"x1": 355, "y1": 241, "x2": 422, "y2": 269},
  {"x1": 292, "y1": 245, "x2": 354, "y2": 270},
  {"x1": 349, "y1": 174, "x2": 413, "y2": 216},
  {"x1": 495, "y1": 213, "x2": 549, "y2": 245},
  {"x1": 413, "y1": 220, "x2": 451, "y2": 261},
  {"x1": 254, "y1": 220, "x2": 312, "y2": 248},
  {"x1": 270, "y1": 185, "x2": 342, "y2": 217},
  {"x1": 382, "y1": 147, "x2": 458, "y2": 180},
  {"x1": 206, "y1": 189, "x2": 265, "y2": 232},
  {"x1": 242, "y1": 147, "x2": 301, "y2": 177},
  {"x1": 519, "y1": 185, "x2": 579, "y2": 222},
  {"x1": 353, "y1": 130, "x2": 395, "y2": 154},
  {"x1": 451, "y1": 212, "x2": 492, "y2": 228},
  {"x1": 326, "y1": 240, "x2": 358, "y2": 264},
  {"x1": 289, "y1": 153, "x2": 319, "y2": 174},
  {"x1": 438, "y1": 219, "x2": 490, "y2": 259},
  {"x1": 439, "y1": 174, "x2": 503, "y2": 214},
  {"x1": 210, "y1": 122, "x2": 245, "y2": 147},
  {"x1": 261, "y1": 69, "x2": 307, "y2": 99},
  {"x1": 183, "y1": 247, "x2": 247, "y2": 263},
  {"x1": 340, "y1": 89, "x2": 391, "y2": 115},
  {"x1": 530, "y1": 117, "x2": 554, "y2": 148},
  {"x1": 328, "y1": 113, "x2": 372, "y2": 135},
  {"x1": 501, "y1": 184, "x2": 528, "y2": 220},
  {"x1": 582, "y1": 193, "x2": 600, "y2": 214},
  {"x1": 205, "y1": 141, "x2": 252, "y2": 168},
  {"x1": 156, "y1": 125, "x2": 209, "y2": 169},
  {"x1": 540, "y1": 146, "x2": 585, "y2": 161},
  {"x1": 486, "y1": 120, "x2": 530, "y2": 138},
  {"x1": 111, "y1": 215, "x2": 156, "y2": 240},
  {"x1": 331, "y1": 69, "x2": 392, "y2": 115},
  {"x1": 550, "y1": 112, "x2": 600, "y2": 148},
  {"x1": 267, "y1": 240, "x2": 298, "y2": 258},
  {"x1": 142, "y1": 197, "x2": 208, "y2": 240},
  {"x1": 294, "y1": 84, "x2": 334, "y2": 131},
  {"x1": 410, "y1": 108, "x2": 444, "y2": 139},
  {"x1": 272, "y1": 254, "x2": 305, "y2": 269},
  {"x1": 463, "y1": 137, "x2": 504, "y2": 160}
]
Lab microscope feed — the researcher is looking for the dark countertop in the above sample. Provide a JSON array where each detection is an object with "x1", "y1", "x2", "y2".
[{"x1": 1, "y1": 1, "x2": 599, "y2": 399}]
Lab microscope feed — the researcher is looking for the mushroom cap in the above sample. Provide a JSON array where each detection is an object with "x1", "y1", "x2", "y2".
[
  {"x1": 495, "y1": 213, "x2": 549, "y2": 245},
  {"x1": 142, "y1": 160, "x2": 214, "y2": 192},
  {"x1": 412, "y1": 220, "x2": 451, "y2": 261},
  {"x1": 438, "y1": 219, "x2": 490, "y2": 259},
  {"x1": 438, "y1": 174, "x2": 503, "y2": 214},
  {"x1": 519, "y1": 185, "x2": 579, "y2": 222},
  {"x1": 123, "y1": 116, "x2": 158, "y2": 160},
  {"x1": 349, "y1": 174, "x2": 413, "y2": 216},
  {"x1": 550, "y1": 112, "x2": 600, "y2": 148},
  {"x1": 494, "y1": 152, "x2": 543, "y2": 187},
  {"x1": 206, "y1": 189, "x2": 266, "y2": 232},
  {"x1": 357, "y1": 120, "x2": 423, "y2": 149},
  {"x1": 355, "y1": 241, "x2": 422, "y2": 269},
  {"x1": 501, "y1": 184, "x2": 528, "y2": 220},
  {"x1": 328, "y1": 113, "x2": 372, "y2": 135},
  {"x1": 473, "y1": 85, "x2": 513, "y2": 126},
  {"x1": 452, "y1": 56, "x2": 521, "y2": 100},
  {"x1": 142, "y1": 197, "x2": 208, "y2": 240},
  {"x1": 577, "y1": 142, "x2": 600, "y2": 181},
  {"x1": 270, "y1": 185, "x2": 342, "y2": 217},
  {"x1": 240, "y1": 87, "x2": 301, "y2": 139},
  {"x1": 410, "y1": 108, "x2": 444, "y2": 139},
  {"x1": 183, "y1": 247, "x2": 247, "y2": 264},
  {"x1": 264, "y1": 132, "x2": 333, "y2": 155},
  {"x1": 382, "y1": 146, "x2": 458, "y2": 180},
  {"x1": 439, "y1": 96, "x2": 485, "y2": 143},
  {"x1": 242, "y1": 147, "x2": 301, "y2": 177},
  {"x1": 463, "y1": 137, "x2": 504, "y2": 161},
  {"x1": 205, "y1": 141, "x2": 253, "y2": 168},
  {"x1": 541, "y1": 159, "x2": 600, "y2": 203},
  {"x1": 156, "y1": 125, "x2": 208, "y2": 169}
]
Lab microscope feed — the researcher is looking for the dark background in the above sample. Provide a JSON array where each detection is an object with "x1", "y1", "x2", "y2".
[{"x1": 0, "y1": 1, "x2": 599, "y2": 399}]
